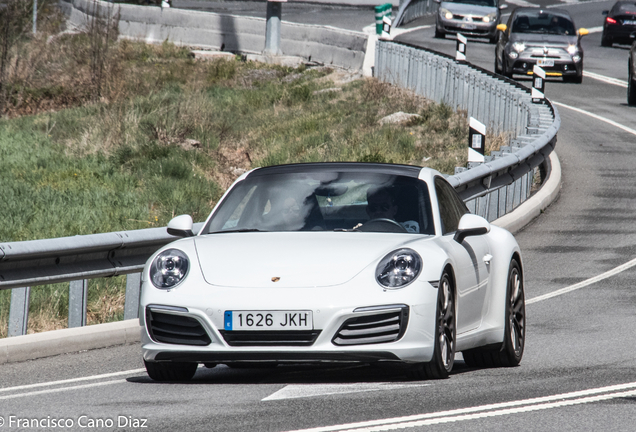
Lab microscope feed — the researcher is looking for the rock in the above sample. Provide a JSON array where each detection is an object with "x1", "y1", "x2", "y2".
[{"x1": 378, "y1": 112, "x2": 421, "y2": 125}]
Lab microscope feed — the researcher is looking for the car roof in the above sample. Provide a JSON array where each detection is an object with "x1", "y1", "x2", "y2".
[
  {"x1": 246, "y1": 162, "x2": 428, "y2": 179},
  {"x1": 512, "y1": 7, "x2": 573, "y2": 19},
  {"x1": 614, "y1": 1, "x2": 636, "y2": 12}
]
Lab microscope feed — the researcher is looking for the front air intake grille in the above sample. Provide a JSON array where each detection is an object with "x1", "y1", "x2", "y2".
[
  {"x1": 146, "y1": 309, "x2": 211, "y2": 346},
  {"x1": 332, "y1": 307, "x2": 409, "y2": 346},
  {"x1": 219, "y1": 330, "x2": 321, "y2": 347}
]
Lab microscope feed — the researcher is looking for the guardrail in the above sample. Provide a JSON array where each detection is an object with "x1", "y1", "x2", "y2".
[
  {"x1": 394, "y1": 0, "x2": 437, "y2": 28},
  {"x1": 375, "y1": 40, "x2": 558, "y2": 220},
  {"x1": 1, "y1": 7, "x2": 558, "y2": 340}
]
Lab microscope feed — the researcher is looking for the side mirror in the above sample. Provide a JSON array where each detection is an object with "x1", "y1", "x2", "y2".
[
  {"x1": 433, "y1": 0, "x2": 441, "y2": 3},
  {"x1": 497, "y1": 24, "x2": 507, "y2": 32},
  {"x1": 167, "y1": 214, "x2": 194, "y2": 237},
  {"x1": 499, "y1": 4, "x2": 508, "y2": 10},
  {"x1": 578, "y1": 28, "x2": 589, "y2": 37},
  {"x1": 454, "y1": 214, "x2": 490, "y2": 243}
]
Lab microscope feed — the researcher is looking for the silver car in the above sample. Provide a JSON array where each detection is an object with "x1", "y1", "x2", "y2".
[
  {"x1": 434, "y1": 0, "x2": 508, "y2": 44},
  {"x1": 494, "y1": 8, "x2": 589, "y2": 83}
]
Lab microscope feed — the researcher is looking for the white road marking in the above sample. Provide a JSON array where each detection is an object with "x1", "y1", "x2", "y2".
[
  {"x1": 0, "y1": 379, "x2": 126, "y2": 401},
  {"x1": 522, "y1": 103, "x2": 636, "y2": 305},
  {"x1": 552, "y1": 101, "x2": 636, "y2": 136},
  {"x1": 0, "y1": 368, "x2": 145, "y2": 394},
  {"x1": 528, "y1": 256, "x2": 636, "y2": 304},
  {"x1": 263, "y1": 383, "x2": 431, "y2": 401},
  {"x1": 585, "y1": 26, "x2": 603, "y2": 33},
  {"x1": 584, "y1": 71, "x2": 628, "y2": 88},
  {"x1": 285, "y1": 381, "x2": 636, "y2": 432},
  {"x1": 505, "y1": 0, "x2": 535, "y2": 7}
]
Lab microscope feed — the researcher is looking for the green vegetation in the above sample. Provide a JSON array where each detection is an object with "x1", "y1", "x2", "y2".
[{"x1": 0, "y1": 4, "x2": 504, "y2": 337}]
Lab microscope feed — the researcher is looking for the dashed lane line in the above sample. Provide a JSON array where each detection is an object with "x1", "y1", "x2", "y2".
[{"x1": 0, "y1": 368, "x2": 145, "y2": 394}]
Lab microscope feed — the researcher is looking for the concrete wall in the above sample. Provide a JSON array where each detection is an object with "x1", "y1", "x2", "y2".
[{"x1": 60, "y1": 0, "x2": 368, "y2": 70}]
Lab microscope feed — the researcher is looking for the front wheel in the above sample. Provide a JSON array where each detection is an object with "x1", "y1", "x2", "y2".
[
  {"x1": 408, "y1": 271, "x2": 456, "y2": 379},
  {"x1": 463, "y1": 258, "x2": 525, "y2": 368},
  {"x1": 434, "y1": 28, "x2": 445, "y2": 39},
  {"x1": 501, "y1": 56, "x2": 512, "y2": 79},
  {"x1": 628, "y1": 67, "x2": 636, "y2": 105},
  {"x1": 144, "y1": 360, "x2": 198, "y2": 382}
]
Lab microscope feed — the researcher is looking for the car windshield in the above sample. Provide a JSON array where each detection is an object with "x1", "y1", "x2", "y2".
[
  {"x1": 511, "y1": 12, "x2": 575, "y2": 35},
  {"x1": 445, "y1": 0, "x2": 497, "y2": 6},
  {"x1": 204, "y1": 170, "x2": 435, "y2": 235}
]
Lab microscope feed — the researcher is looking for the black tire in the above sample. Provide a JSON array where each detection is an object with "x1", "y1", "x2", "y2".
[
  {"x1": 408, "y1": 270, "x2": 456, "y2": 380},
  {"x1": 501, "y1": 56, "x2": 512, "y2": 79},
  {"x1": 434, "y1": 28, "x2": 445, "y2": 39},
  {"x1": 601, "y1": 32, "x2": 612, "y2": 47},
  {"x1": 628, "y1": 66, "x2": 636, "y2": 105},
  {"x1": 564, "y1": 73, "x2": 583, "y2": 84},
  {"x1": 144, "y1": 360, "x2": 198, "y2": 382},
  {"x1": 494, "y1": 56, "x2": 502, "y2": 75},
  {"x1": 463, "y1": 259, "x2": 525, "y2": 368}
]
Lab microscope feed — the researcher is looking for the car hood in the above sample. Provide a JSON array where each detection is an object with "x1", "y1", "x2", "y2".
[
  {"x1": 509, "y1": 33, "x2": 578, "y2": 47},
  {"x1": 440, "y1": 2, "x2": 497, "y2": 16},
  {"x1": 193, "y1": 232, "x2": 426, "y2": 288}
]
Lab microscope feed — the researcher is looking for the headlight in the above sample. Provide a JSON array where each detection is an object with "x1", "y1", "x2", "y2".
[
  {"x1": 376, "y1": 248, "x2": 422, "y2": 289},
  {"x1": 567, "y1": 45, "x2": 578, "y2": 55},
  {"x1": 512, "y1": 42, "x2": 525, "y2": 53},
  {"x1": 440, "y1": 8, "x2": 453, "y2": 19},
  {"x1": 150, "y1": 249, "x2": 189, "y2": 289},
  {"x1": 483, "y1": 12, "x2": 497, "y2": 24}
]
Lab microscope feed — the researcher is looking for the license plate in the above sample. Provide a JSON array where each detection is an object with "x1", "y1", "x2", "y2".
[
  {"x1": 224, "y1": 311, "x2": 313, "y2": 330},
  {"x1": 537, "y1": 59, "x2": 554, "y2": 67},
  {"x1": 623, "y1": 20, "x2": 636, "y2": 25},
  {"x1": 461, "y1": 24, "x2": 476, "y2": 30}
]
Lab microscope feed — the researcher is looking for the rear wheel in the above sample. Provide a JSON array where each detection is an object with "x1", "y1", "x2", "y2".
[
  {"x1": 408, "y1": 271, "x2": 456, "y2": 379},
  {"x1": 463, "y1": 259, "x2": 525, "y2": 368},
  {"x1": 628, "y1": 66, "x2": 636, "y2": 105},
  {"x1": 144, "y1": 360, "x2": 198, "y2": 382},
  {"x1": 601, "y1": 32, "x2": 612, "y2": 47}
]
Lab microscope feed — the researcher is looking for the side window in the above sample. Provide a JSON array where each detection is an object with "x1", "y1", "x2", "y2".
[{"x1": 435, "y1": 178, "x2": 469, "y2": 235}]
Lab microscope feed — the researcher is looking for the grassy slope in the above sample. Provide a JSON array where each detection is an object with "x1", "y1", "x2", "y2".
[{"x1": 0, "y1": 13, "x2": 507, "y2": 336}]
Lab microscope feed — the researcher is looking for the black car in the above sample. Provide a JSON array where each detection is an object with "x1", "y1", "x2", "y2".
[
  {"x1": 495, "y1": 8, "x2": 588, "y2": 83},
  {"x1": 602, "y1": 1, "x2": 636, "y2": 47}
]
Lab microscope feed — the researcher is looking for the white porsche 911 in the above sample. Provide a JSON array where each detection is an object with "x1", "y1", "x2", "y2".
[{"x1": 140, "y1": 162, "x2": 526, "y2": 381}]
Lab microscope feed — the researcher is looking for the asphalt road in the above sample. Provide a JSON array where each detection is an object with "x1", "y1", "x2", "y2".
[{"x1": 2, "y1": 1, "x2": 636, "y2": 431}]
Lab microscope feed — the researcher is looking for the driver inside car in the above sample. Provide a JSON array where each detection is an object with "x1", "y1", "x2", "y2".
[{"x1": 362, "y1": 186, "x2": 420, "y2": 233}]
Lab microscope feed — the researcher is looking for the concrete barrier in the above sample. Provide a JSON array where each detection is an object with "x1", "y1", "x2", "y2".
[{"x1": 61, "y1": 0, "x2": 369, "y2": 70}]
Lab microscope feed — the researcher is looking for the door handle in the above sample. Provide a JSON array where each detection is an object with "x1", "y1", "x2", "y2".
[{"x1": 483, "y1": 254, "x2": 493, "y2": 265}]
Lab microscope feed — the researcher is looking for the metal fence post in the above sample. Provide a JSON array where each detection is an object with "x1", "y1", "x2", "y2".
[
  {"x1": 8, "y1": 287, "x2": 31, "y2": 337},
  {"x1": 264, "y1": 1, "x2": 283, "y2": 56},
  {"x1": 69, "y1": 279, "x2": 88, "y2": 328},
  {"x1": 124, "y1": 273, "x2": 142, "y2": 320}
]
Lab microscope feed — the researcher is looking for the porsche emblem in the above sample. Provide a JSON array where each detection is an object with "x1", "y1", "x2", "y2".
[{"x1": 271, "y1": 277, "x2": 281, "y2": 282}]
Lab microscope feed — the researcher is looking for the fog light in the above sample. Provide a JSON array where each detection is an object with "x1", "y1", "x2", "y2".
[
  {"x1": 509, "y1": 52, "x2": 518, "y2": 59},
  {"x1": 572, "y1": 55, "x2": 581, "y2": 63},
  {"x1": 563, "y1": 65, "x2": 568, "y2": 71},
  {"x1": 522, "y1": 63, "x2": 527, "y2": 69}
]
